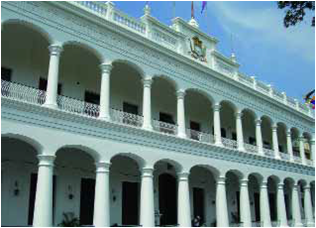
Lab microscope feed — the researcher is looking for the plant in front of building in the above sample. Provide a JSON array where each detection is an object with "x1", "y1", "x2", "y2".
[{"x1": 58, "y1": 212, "x2": 80, "y2": 227}]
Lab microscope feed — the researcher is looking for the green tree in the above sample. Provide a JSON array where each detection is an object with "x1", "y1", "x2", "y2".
[{"x1": 277, "y1": 1, "x2": 315, "y2": 27}]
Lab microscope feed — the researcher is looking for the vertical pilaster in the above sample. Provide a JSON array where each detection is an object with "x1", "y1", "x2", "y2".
[
  {"x1": 235, "y1": 110, "x2": 245, "y2": 151},
  {"x1": 93, "y1": 162, "x2": 111, "y2": 227},
  {"x1": 260, "y1": 181, "x2": 272, "y2": 227},
  {"x1": 299, "y1": 136, "x2": 306, "y2": 165},
  {"x1": 272, "y1": 124, "x2": 281, "y2": 159},
  {"x1": 277, "y1": 183, "x2": 288, "y2": 227},
  {"x1": 213, "y1": 104, "x2": 223, "y2": 146},
  {"x1": 177, "y1": 172, "x2": 191, "y2": 227},
  {"x1": 286, "y1": 130, "x2": 294, "y2": 162},
  {"x1": 239, "y1": 178, "x2": 251, "y2": 227},
  {"x1": 177, "y1": 90, "x2": 187, "y2": 138},
  {"x1": 303, "y1": 185, "x2": 314, "y2": 227},
  {"x1": 43, "y1": 44, "x2": 63, "y2": 109},
  {"x1": 216, "y1": 176, "x2": 229, "y2": 227},
  {"x1": 255, "y1": 119, "x2": 264, "y2": 155},
  {"x1": 99, "y1": 63, "x2": 112, "y2": 121},
  {"x1": 33, "y1": 155, "x2": 55, "y2": 227}
]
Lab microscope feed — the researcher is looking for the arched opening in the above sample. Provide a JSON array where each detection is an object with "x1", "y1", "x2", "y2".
[
  {"x1": 185, "y1": 89, "x2": 213, "y2": 142},
  {"x1": 284, "y1": 178, "x2": 295, "y2": 222},
  {"x1": 226, "y1": 170, "x2": 243, "y2": 226},
  {"x1": 1, "y1": 136, "x2": 40, "y2": 226},
  {"x1": 267, "y1": 176, "x2": 279, "y2": 223},
  {"x1": 220, "y1": 101, "x2": 237, "y2": 147},
  {"x1": 291, "y1": 128, "x2": 300, "y2": 158},
  {"x1": 248, "y1": 173, "x2": 263, "y2": 224},
  {"x1": 59, "y1": 43, "x2": 102, "y2": 111},
  {"x1": 277, "y1": 123, "x2": 288, "y2": 155},
  {"x1": 261, "y1": 116, "x2": 273, "y2": 151},
  {"x1": 297, "y1": 180, "x2": 307, "y2": 220},
  {"x1": 110, "y1": 61, "x2": 143, "y2": 126},
  {"x1": 303, "y1": 132, "x2": 312, "y2": 161},
  {"x1": 154, "y1": 160, "x2": 180, "y2": 226},
  {"x1": 189, "y1": 165, "x2": 218, "y2": 227},
  {"x1": 1, "y1": 22, "x2": 50, "y2": 98},
  {"x1": 242, "y1": 109, "x2": 257, "y2": 146},
  {"x1": 54, "y1": 147, "x2": 96, "y2": 226},
  {"x1": 110, "y1": 154, "x2": 141, "y2": 226},
  {"x1": 152, "y1": 76, "x2": 177, "y2": 135}
]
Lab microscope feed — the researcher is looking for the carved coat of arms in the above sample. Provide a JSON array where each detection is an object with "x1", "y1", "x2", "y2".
[{"x1": 188, "y1": 36, "x2": 207, "y2": 62}]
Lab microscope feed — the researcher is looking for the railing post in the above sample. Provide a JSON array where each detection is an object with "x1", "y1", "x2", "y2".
[
  {"x1": 268, "y1": 84, "x2": 274, "y2": 97},
  {"x1": 105, "y1": 1, "x2": 115, "y2": 21},
  {"x1": 251, "y1": 76, "x2": 257, "y2": 90}
]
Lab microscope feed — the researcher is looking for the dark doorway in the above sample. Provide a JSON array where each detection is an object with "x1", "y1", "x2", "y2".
[
  {"x1": 122, "y1": 182, "x2": 139, "y2": 225},
  {"x1": 269, "y1": 193, "x2": 277, "y2": 221},
  {"x1": 159, "y1": 113, "x2": 175, "y2": 134},
  {"x1": 1, "y1": 67, "x2": 12, "y2": 81},
  {"x1": 284, "y1": 194, "x2": 291, "y2": 219},
  {"x1": 28, "y1": 174, "x2": 56, "y2": 226},
  {"x1": 254, "y1": 193, "x2": 260, "y2": 222},
  {"x1": 123, "y1": 102, "x2": 139, "y2": 126},
  {"x1": 193, "y1": 188, "x2": 205, "y2": 223},
  {"x1": 236, "y1": 191, "x2": 240, "y2": 222},
  {"x1": 159, "y1": 173, "x2": 177, "y2": 226},
  {"x1": 190, "y1": 121, "x2": 201, "y2": 140},
  {"x1": 80, "y1": 178, "x2": 95, "y2": 225}
]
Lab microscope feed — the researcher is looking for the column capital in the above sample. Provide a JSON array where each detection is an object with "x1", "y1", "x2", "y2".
[
  {"x1": 277, "y1": 183, "x2": 284, "y2": 189},
  {"x1": 299, "y1": 136, "x2": 305, "y2": 142},
  {"x1": 292, "y1": 184, "x2": 299, "y2": 190},
  {"x1": 240, "y1": 178, "x2": 248, "y2": 187},
  {"x1": 176, "y1": 90, "x2": 186, "y2": 99},
  {"x1": 213, "y1": 104, "x2": 221, "y2": 112},
  {"x1": 100, "y1": 62, "x2": 113, "y2": 74},
  {"x1": 141, "y1": 167, "x2": 154, "y2": 177},
  {"x1": 95, "y1": 161, "x2": 111, "y2": 173},
  {"x1": 261, "y1": 181, "x2": 268, "y2": 189},
  {"x1": 286, "y1": 130, "x2": 292, "y2": 137},
  {"x1": 48, "y1": 44, "x2": 63, "y2": 56},
  {"x1": 303, "y1": 185, "x2": 311, "y2": 190},
  {"x1": 37, "y1": 154, "x2": 55, "y2": 167},
  {"x1": 255, "y1": 119, "x2": 262, "y2": 126},
  {"x1": 234, "y1": 111, "x2": 243, "y2": 119},
  {"x1": 272, "y1": 124, "x2": 278, "y2": 131},
  {"x1": 217, "y1": 176, "x2": 226, "y2": 185},
  {"x1": 177, "y1": 172, "x2": 190, "y2": 181},
  {"x1": 142, "y1": 78, "x2": 153, "y2": 88}
]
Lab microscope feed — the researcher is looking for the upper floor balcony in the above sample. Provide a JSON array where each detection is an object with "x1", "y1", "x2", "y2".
[{"x1": 1, "y1": 1, "x2": 314, "y2": 168}]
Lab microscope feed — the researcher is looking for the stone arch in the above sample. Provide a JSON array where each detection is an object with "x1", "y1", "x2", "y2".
[
  {"x1": 153, "y1": 158, "x2": 183, "y2": 173},
  {"x1": 189, "y1": 164, "x2": 220, "y2": 179},
  {"x1": 184, "y1": 87, "x2": 215, "y2": 105},
  {"x1": 248, "y1": 172, "x2": 264, "y2": 183},
  {"x1": 225, "y1": 169, "x2": 245, "y2": 179},
  {"x1": 1, "y1": 133, "x2": 43, "y2": 153},
  {"x1": 152, "y1": 75, "x2": 179, "y2": 91},
  {"x1": 56, "y1": 144, "x2": 101, "y2": 162},
  {"x1": 110, "y1": 152, "x2": 146, "y2": 168},
  {"x1": 112, "y1": 59, "x2": 145, "y2": 79},
  {"x1": 2, "y1": 19, "x2": 53, "y2": 44},
  {"x1": 242, "y1": 108, "x2": 258, "y2": 120}
]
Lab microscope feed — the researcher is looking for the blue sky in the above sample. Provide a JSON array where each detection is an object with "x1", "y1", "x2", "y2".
[{"x1": 113, "y1": 1, "x2": 315, "y2": 101}]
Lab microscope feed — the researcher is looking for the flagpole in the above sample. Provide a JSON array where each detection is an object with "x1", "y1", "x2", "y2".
[{"x1": 172, "y1": 1, "x2": 176, "y2": 19}]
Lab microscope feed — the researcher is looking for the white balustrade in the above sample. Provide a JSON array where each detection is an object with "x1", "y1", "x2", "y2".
[
  {"x1": 152, "y1": 29, "x2": 177, "y2": 49},
  {"x1": 279, "y1": 152, "x2": 291, "y2": 161},
  {"x1": 110, "y1": 109, "x2": 143, "y2": 127},
  {"x1": 238, "y1": 73, "x2": 253, "y2": 87},
  {"x1": 287, "y1": 97, "x2": 297, "y2": 108},
  {"x1": 244, "y1": 143, "x2": 258, "y2": 153},
  {"x1": 263, "y1": 148, "x2": 275, "y2": 158},
  {"x1": 73, "y1": 1, "x2": 107, "y2": 16},
  {"x1": 273, "y1": 90, "x2": 284, "y2": 103},
  {"x1": 293, "y1": 155, "x2": 302, "y2": 164},
  {"x1": 186, "y1": 129, "x2": 214, "y2": 144},
  {"x1": 113, "y1": 9, "x2": 146, "y2": 34},
  {"x1": 306, "y1": 159, "x2": 313, "y2": 166},
  {"x1": 1, "y1": 79, "x2": 46, "y2": 105},
  {"x1": 152, "y1": 120, "x2": 178, "y2": 135},
  {"x1": 222, "y1": 137, "x2": 238, "y2": 149}
]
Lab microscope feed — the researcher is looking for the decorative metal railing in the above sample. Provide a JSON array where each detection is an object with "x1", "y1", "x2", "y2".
[
  {"x1": 186, "y1": 129, "x2": 214, "y2": 144},
  {"x1": 280, "y1": 152, "x2": 291, "y2": 161},
  {"x1": 293, "y1": 155, "x2": 302, "y2": 164},
  {"x1": 306, "y1": 159, "x2": 314, "y2": 166},
  {"x1": 263, "y1": 148, "x2": 275, "y2": 158},
  {"x1": 110, "y1": 109, "x2": 143, "y2": 127},
  {"x1": 152, "y1": 120, "x2": 178, "y2": 135},
  {"x1": 244, "y1": 143, "x2": 258, "y2": 153},
  {"x1": 57, "y1": 95, "x2": 100, "y2": 118},
  {"x1": 1, "y1": 79, "x2": 46, "y2": 105},
  {"x1": 222, "y1": 137, "x2": 238, "y2": 149}
]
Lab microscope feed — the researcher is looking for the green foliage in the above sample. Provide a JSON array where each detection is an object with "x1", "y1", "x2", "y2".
[
  {"x1": 58, "y1": 212, "x2": 80, "y2": 227},
  {"x1": 277, "y1": 1, "x2": 315, "y2": 27}
]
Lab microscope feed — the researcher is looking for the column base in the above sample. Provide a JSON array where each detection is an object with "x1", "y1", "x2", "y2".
[
  {"x1": 215, "y1": 142, "x2": 224, "y2": 147},
  {"x1": 98, "y1": 116, "x2": 111, "y2": 122},
  {"x1": 43, "y1": 102, "x2": 58, "y2": 109},
  {"x1": 238, "y1": 147, "x2": 245, "y2": 152},
  {"x1": 295, "y1": 222, "x2": 304, "y2": 227},
  {"x1": 275, "y1": 155, "x2": 281, "y2": 159},
  {"x1": 178, "y1": 133, "x2": 187, "y2": 139},
  {"x1": 306, "y1": 222, "x2": 315, "y2": 227},
  {"x1": 142, "y1": 124, "x2": 153, "y2": 131}
]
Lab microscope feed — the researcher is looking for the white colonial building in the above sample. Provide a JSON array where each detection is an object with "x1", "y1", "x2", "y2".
[{"x1": 1, "y1": 1, "x2": 315, "y2": 227}]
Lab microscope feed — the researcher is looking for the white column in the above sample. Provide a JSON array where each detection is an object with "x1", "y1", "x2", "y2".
[
  {"x1": 235, "y1": 110, "x2": 245, "y2": 151},
  {"x1": 292, "y1": 184, "x2": 303, "y2": 227},
  {"x1": 303, "y1": 185, "x2": 314, "y2": 227},
  {"x1": 239, "y1": 178, "x2": 251, "y2": 227},
  {"x1": 43, "y1": 44, "x2": 63, "y2": 109},
  {"x1": 33, "y1": 155, "x2": 55, "y2": 227},
  {"x1": 177, "y1": 172, "x2": 191, "y2": 227},
  {"x1": 99, "y1": 63, "x2": 112, "y2": 121},
  {"x1": 177, "y1": 90, "x2": 187, "y2": 138},
  {"x1": 142, "y1": 78, "x2": 153, "y2": 131},
  {"x1": 140, "y1": 167, "x2": 155, "y2": 227},
  {"x1": 216, "y1": 176, "x2": 229, "y2": 227},
  {"x1": 277, "y1": 183, "x2": 288, "y2": 227},
  {"x1": 255, "y1": 119, "x2": 264, "y2": 155},
  {"x1": 299, "y1": 136, "x2": 306, "y2": 165},
  {"x1": 272, "y1": 124, "x2": 281, "y2": 159},
  {"x1": 93, "y1": 162, "x2": 110, "y2": 227},
  {"x1": 213, "y1": 104, "x2": 223, "y2": 146},
  {"x1": 311, "y1": 136, "x2": 315, "y2": 165},
  {"x1": 260, "y1": 181, "x2": 272, "y2": 227},
  {"x1": 286, "y1": 130, "x2": 294, "y2": 162}
]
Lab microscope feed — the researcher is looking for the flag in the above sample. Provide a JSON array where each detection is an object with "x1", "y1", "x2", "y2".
[
  {"x1": 191, "y1": 1, "x2": 194, "y2": 19},
  {"x1": 201, "y1": 1, "x2": 207, "y2": 14}
]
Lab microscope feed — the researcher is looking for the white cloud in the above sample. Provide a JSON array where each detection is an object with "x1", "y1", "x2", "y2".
[{"x1": 210, "y1": 1, "x2": 315, "y2": 62}]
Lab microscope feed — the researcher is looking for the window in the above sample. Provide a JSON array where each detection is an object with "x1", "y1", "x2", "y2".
[
  {"x1": 123, "y1": 102, "x2": 139, "y2": 126},
  {"x1": 249, "y1": 137, "x2": 256, "y2": 145},
  {"x1": 190, "y1": 121, "x2": 201, "y2": 140},
  {"x1": 1, "y1": 67, "x2": 12, "y2": 81},
  {"x1": 159, "y1": 112, "x2": 175, "y2": 134},
  {"x1": 38, "y1": 78, "x2": 62, "y2": 105}
]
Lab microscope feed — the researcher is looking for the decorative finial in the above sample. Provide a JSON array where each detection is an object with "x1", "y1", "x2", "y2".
[
  {"x1": 231, "y1": 53, "x2": 236, "y2": 63},
  {"x1": 188, "y1": 18, "x2": 199, "y2": 28},
  {"x1": 144, "y1": 2, "x2": 151, "y2": 16}
]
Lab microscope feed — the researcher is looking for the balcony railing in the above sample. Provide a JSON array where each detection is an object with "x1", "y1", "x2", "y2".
[{"x1": 2, "y1": 80, "x2": 313, "y2": 167}]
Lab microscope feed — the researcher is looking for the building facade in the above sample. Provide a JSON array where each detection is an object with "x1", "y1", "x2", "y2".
[{"x1": 1, "y1": 1, "x2": 315, "y2": 227}]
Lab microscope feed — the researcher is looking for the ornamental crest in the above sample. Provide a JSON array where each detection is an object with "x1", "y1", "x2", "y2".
[{"x1": 188, "y1": 36, "x2": 207, "y2": 62}]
